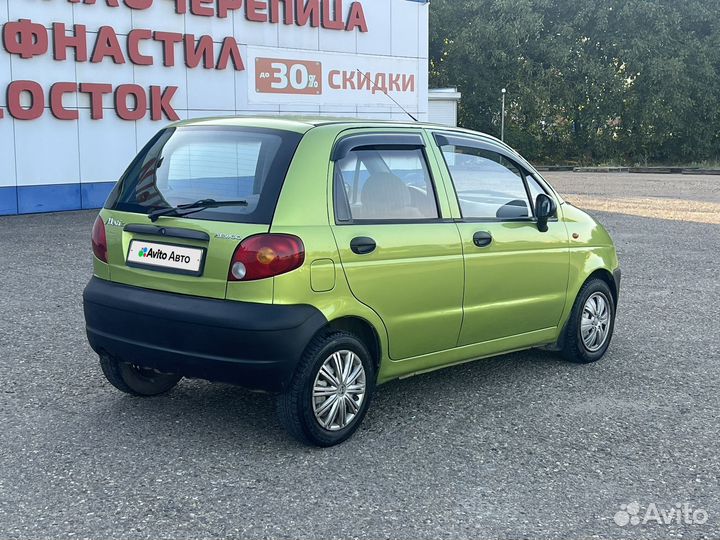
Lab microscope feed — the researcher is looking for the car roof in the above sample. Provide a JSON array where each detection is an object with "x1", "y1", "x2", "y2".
[
  {"x1": 174, "y1": 114, "x2": 430, "y2": 130},
  {"x1": 170, "y1": 115, "x2": 509, "y2": 147}
]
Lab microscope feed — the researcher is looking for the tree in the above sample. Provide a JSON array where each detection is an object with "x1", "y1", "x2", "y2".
[{"x1": 430, "y1": 0, "x2": 720, "y2": 164}]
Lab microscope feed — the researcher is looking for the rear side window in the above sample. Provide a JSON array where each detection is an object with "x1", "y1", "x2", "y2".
[
  {"x1": 334, "y1": 148, "x2": 439, "y2": 222},
  {"x1": 107, "y1": 126, "x2": 303, "y2": 224}
]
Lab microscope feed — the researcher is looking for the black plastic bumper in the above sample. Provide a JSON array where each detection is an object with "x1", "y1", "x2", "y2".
[{"x1": 83, "y1": 277, "x2": 327, "y2": 392}]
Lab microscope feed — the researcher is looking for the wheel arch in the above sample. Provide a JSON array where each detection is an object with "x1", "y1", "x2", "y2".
[
  {"x1": 554, "y1": 266, "x2": 619, "y2": 352},
  {"x1": 555, "y1": 267, "x2": 618, "y2": 362},
  {"x1": 585, "y1": 268, "x2": 619, "y2": 306},
  {"x1": 321, "y1": 316, "x2": 383, "y2": 370}
]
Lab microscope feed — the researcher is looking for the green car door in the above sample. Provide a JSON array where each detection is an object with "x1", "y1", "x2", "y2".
[
  {"x1": 329, "y1": 130, "x2": 464, "y2": 360},
  {"x1": 430, "y1": 132, "x2": 570, "y2": 346}
]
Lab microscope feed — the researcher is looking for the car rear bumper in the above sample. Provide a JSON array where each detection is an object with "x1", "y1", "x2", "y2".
[{"x1": 83, "y1": 277, "x2": 327, "y2": 392}]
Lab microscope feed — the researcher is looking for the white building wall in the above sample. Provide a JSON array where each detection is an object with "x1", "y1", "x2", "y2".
[{"x1": 0, "y1": 0, "x2": 429, "y2": 214}]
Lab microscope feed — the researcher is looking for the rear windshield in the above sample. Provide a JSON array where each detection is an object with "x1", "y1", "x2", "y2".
[{"x1": 106, "y1": 126, "x2": 303, "y2": 224}]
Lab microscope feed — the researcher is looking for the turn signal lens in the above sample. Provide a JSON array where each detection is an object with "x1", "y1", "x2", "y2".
[
  {"x1": 256, "y1": 247, "x2": 277, "y2": 265},
  {"x1": 91, "y1": 216, "x2": 108, "y2": 263},
  {"x1": 228, "y1": 234, "x2": 305, "y2": 282}
]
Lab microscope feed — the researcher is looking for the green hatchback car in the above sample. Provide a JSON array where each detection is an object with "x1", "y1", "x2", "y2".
[{"x1": 83, "y1": 117, "x2": 621, "y2": 446}]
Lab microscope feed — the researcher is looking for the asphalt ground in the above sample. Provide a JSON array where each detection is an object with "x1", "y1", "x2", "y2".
[{"x1": 0, "y1": 173, "x2": 718, "y2": 539}]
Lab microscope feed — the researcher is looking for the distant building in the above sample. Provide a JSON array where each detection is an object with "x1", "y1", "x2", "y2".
[
  {"x1": 428, "y1": 87, "x2": 462, "y2": 127},
  {"x1": 0, "y1": 0, "x2": 446, "y2": 215}
]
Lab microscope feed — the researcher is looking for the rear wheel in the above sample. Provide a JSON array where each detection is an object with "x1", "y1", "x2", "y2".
[
  {"x1": 100, "y1": 355, "x2": 182, "y2": 396},
  {"x1": 561, "y1": 278, "x2": 616, "y2": 364},
  {"x1": 277, "y1": 331, "x2": 375, "y2": 447}
]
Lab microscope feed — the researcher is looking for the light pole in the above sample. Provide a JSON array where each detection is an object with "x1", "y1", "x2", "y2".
[{"x1": 501, "y1": 88, "x2": 507, "y2": 142}]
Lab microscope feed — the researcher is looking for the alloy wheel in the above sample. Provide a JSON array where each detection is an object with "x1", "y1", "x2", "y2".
[
  {"x1": 312, "y1": 350, "x2": 367, "y2": 431},
  {"x1": 581, "y1": 292, "x2": 611, "y2": 352}
]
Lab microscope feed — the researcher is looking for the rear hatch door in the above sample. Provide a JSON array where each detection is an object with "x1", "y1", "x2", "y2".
[
  {"x1": 102, "y1": 212, "x2": 268, "y2": 300},
  {"x1": 100, "y1": 124, "x2": 304, "y2": 300}
]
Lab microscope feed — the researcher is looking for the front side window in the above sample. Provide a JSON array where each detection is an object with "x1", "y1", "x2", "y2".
[
  {"x1": 439, "y1": 144, "x2": 533, "y2": 220},
  {"x1": 107, "y1": 126, "x2": 302, "y2": 224},
  {"x1": 526, "y1": 174, "x2": 548, "y2": 207},
  {"x1": 335, "y1": 147, "x2": 439, "y2": 222}
]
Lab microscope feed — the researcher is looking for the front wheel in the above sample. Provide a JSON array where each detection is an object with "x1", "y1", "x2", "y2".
[
  {"x1": 277, "y1": 331, "x2": 376, "y2": 447},
  {"x1": 100, "y1": 355, "x2": 182, "y2": 396},
  {"x1": 561, "y1": 278, "x2": 616, "y2": 364}
]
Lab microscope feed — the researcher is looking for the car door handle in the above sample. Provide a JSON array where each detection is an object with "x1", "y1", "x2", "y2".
[
  {"x1": 473, "y1": 231, "x2": 493, "y2": 248},
  {"x1": 350, "y1": 237, "x2": 377, "y2": 255}
]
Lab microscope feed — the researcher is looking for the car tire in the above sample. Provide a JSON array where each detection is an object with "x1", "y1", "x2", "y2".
[
  {"x1": 277, "y1": 331, "x2": 376, "y2": 447},
  {"x1": 99, "y1": 355, "x2": 182, "y2": 397},
  {"x1": 561, "y1": 278, "x2": 616, "y2": 364}
]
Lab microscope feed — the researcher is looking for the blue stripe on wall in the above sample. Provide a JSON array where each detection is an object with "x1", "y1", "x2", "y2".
[
  {"x1": 0, "y1": 187, "x2": 18, "y2": 215},
  {"x1": 18, "y1": 184, "x2": 81, "y2": 214},
  {"x1": 82, "y1": 182, "x2": 116, "y2": 210},
  {"x1": 0, "y1": 182, "x2": 116, "y2": 216}
]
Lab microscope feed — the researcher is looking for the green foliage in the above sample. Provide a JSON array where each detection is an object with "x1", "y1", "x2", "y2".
[{"x1": 430, "y1": 0, "x2": 720, "y2": 164}]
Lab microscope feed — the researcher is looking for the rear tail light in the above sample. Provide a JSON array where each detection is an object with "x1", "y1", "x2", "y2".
[
  {"x1": 229, "y1": 234, "x2": 305, "y2": 282},
  {"x1": 91, "y1": 216, "x2": 108, "y2": 263}
]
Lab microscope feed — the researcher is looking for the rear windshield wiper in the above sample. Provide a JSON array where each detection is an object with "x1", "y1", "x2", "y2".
[{"x1": 148, "y1": 199, "x2": 248, "y2": 222}]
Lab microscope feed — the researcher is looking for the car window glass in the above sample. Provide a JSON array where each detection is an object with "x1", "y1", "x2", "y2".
[
  {"x1": 167, "y1": 141, "x2": 262, "y2": 185},
  {"x1": 156, "y1": 135, "x2": 278, "y2": 217},
  {"x1": 526, "y1": 174, "x2": 548, "y2": 207},
  {"x1": 336, "y1": 148, "x2": 439, "y2": 221},
  {"x1": 440, "y1": 145, "x2": 532, "y2": 220},
  {"x1": 110, "y1": 127, "x2": 302, "y2": 224}
]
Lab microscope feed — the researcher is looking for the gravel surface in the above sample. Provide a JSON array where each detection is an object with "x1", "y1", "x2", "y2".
[
  {"x1": 1, "y1": 173, "x2": 718, "y2": 539},
  {"x1": 546, "y1": 171, "x2": 720, "y2": 203}
]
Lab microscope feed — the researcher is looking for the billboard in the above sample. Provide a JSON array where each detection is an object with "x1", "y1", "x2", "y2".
[{"x1": 0, "y1": 0, "x2": 429, "y2": 215}]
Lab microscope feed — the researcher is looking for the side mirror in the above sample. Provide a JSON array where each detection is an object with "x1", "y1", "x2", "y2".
[{"x1": 535, "y1": 194, "x2": 557, "y2": 233}]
